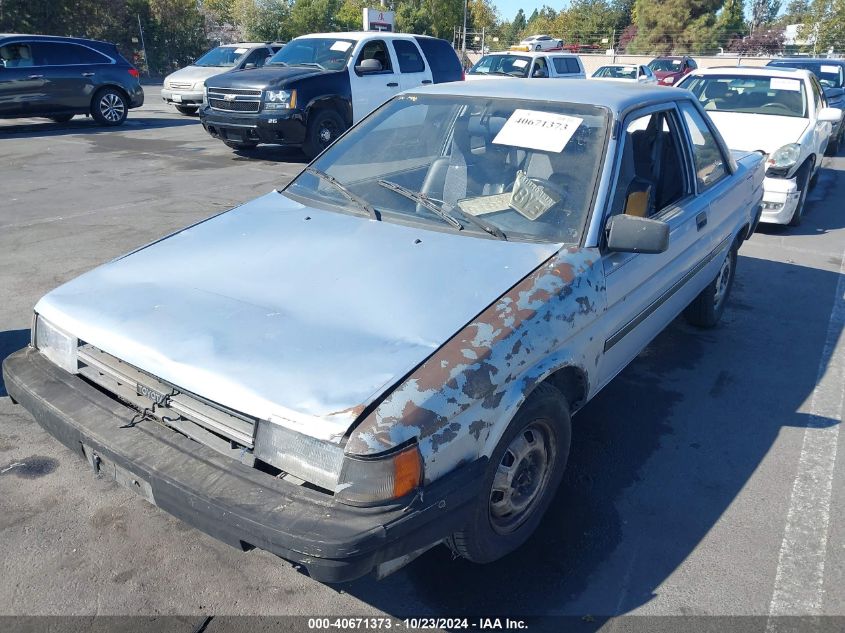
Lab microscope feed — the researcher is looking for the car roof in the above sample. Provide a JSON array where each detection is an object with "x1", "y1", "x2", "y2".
[
  {"x1": 690, "y1": 66, "x2": 813, "y2": 80},
  {"x1": 0, "y1": 33, "x2": 115, "y2": 46},
  {"x1": 219, "y1": 42, "x2": 269, "y2": 48},
  {"x1": 770, "y1": 57, "x2": 845, "y2": 66},
  {"x1": 296, "y1": 32, "x2": 428, "y2": 42},
  {"x1": 487, "y1": 50, "x2": 578, "y2": 58},
  {"x1": 409, "y1": 78, "x2": 689, "y2": 114}
]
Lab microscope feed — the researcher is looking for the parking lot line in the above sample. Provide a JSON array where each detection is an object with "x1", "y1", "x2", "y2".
[{"x1": 767, "y1": 249, "x2": 845, "y2": 619}]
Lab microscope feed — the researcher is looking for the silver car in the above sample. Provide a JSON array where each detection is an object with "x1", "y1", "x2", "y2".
[
  {"x1": 161, "y1": 42, "x2": 282, "y2": 114},
  {"x1": 4, "y1": 80, "x2": 763, "y2": 583}
]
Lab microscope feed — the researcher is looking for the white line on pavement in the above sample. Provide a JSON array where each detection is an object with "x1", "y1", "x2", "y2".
[{"x1": 767, "y1": 249, "x2": 845, "y2": 621}]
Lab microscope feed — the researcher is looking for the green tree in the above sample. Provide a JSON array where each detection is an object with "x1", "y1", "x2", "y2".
[
  {"x1": 805, "y1": 0, "x2": 845, "y2": 52},
  {"x1": 717, "y1": 0, "x2": 746, "y2": 39},
  {"x1": 233, "y1": 0, "x2": 292, "y2": 41},
  {"x1": 783, "y1": 0, "x2": 812, "y2": 21},
  {"x1": 288, "y1": 0, "x2": 342, "y2": 34},
  {"x1": 630, "y1": 0, "x2": 722, "y2": 53}
]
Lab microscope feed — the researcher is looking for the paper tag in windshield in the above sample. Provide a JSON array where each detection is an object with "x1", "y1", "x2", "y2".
[
  {"x1": 494, "y1": 109, "x2": 582, "y2": 153},
  {"x1": 234, "y1": 48, "x2": 248, "y2": 54},
  {"x1": 821, "y1": 64, "x2": 839, "y2": 74},
  {"x1": 512, "y1": 59, "x2": 528, "y2": 68},
  {"x1": 771, "y1": 77, "x2": 801, "y2": 92},
  {"x1": 331, "y1": 41, "x2": 352, "y2": 52}
]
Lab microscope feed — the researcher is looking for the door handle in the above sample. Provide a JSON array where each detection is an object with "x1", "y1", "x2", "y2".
[
  {"x1": 81, "y1": 72, "x2": 94, "y2": 77},
  {"x1": 28, "y1": 74, "x2": 44, "y2": 79},
  {"x1": 386, "y1": 82, "x2": 399, "y2": 87},
  {"x1": 421, "y1": 79, "x2": 432, "y2": 84},
  {"x1": 696, "y1": 211, "x2": 708, "y2": 230}
]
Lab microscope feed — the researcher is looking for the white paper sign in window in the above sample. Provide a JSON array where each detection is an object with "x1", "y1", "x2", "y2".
[
  {"x1": 821, "y1": 65, "x2": 839, "y2": 73},
  {"x1": 493, "y1": 109, "x2": 583, "y2": 153},
  {"x1": 512, "y1": 59, "x2": 528, "y2": 68},
  {"x1": 235, "y1": 48, "x2": 248, "y2": 54},
  {"x1": 331, "y1": 41, "x2": 352, "y2": 52},
  {"x1": 771, "y1": 77, "x2": 801, "y2": 92}
]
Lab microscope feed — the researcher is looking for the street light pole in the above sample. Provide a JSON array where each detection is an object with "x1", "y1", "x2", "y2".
[{"x1": 461, "y1": 0, "x2": 468, "y2": 63}]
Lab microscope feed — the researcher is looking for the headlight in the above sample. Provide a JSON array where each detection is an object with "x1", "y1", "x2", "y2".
[
  {"x1": 253, "y1": 418, "x2": 422, "y2": 504},
  {"x1": 662, "y1": 76, "x2": 675, "y2": 84},
  {"x1": 335, "y1": 444, "x2": 422, "y2": 505},
  {"x1": 202, "y1": 85, "x2": 208, "y2": 105},
  {"x1": 766, "y1": 143, "x2": 801, "y2": 173},
  {"x1": 263, "y1": 89, "x2": 296, "y2": 110},
  {"x1": 34, "y1": 314, "x2": 78, "y2": 374},
  {"x1": 194, "y1": 81, "x2": 204, "y2": 90}
]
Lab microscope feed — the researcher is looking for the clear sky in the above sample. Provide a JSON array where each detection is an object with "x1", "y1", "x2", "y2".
[{"x1": 496, "y1": 0, "x2": 549, "y2": 24}]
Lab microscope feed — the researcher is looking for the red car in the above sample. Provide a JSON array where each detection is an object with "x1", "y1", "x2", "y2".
[{"x1": 647, "y1": 56, "x2": 697, "y2": 86}]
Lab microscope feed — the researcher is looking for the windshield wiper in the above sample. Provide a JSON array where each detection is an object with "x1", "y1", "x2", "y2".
[
  {"x1": 377, "y1": 180, "x2": 507, "y2": 240},
  {"x1": 306, "y1": 168, "x2": 378, "y2": 220}
]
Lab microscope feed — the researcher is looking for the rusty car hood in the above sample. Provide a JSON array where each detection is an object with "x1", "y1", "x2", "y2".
[{"x1": 35, "y1": 192, "x2": 562, "y2": 442}]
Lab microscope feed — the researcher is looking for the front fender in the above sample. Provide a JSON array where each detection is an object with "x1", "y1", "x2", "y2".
[{"x1": 346, "y1": 247, "x2": 607, "y2": 483}]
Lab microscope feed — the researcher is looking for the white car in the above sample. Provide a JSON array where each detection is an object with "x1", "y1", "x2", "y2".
[
  {"x1": 678, "y1": 67, "x2": 841, "y2": 226},
  {"x1": 591, "y1": 64, "x2": 657, "y2": 84},
  {"x1": 161, "y1": 42, "x2": 282, "y2": 115},
  {"x1": 514, "y1": 35, "x2": 563, "y2": 52},
  {"x1": 466, "y1": 51, "x2": 585, "y2": 80}
]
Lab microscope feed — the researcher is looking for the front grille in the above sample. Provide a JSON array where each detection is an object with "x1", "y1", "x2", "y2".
[
  {"x1": 169, "y1": 81, "x2": 193, "y2": 90},
  {"x1": 209, "y1": 98, "x2": 260, "y2": 112},
  {"x1": 77, "y1": 344, "x2": 257, "y2": 455},
  {"x1": 207, "y1": 87, "x2": 261, "y2": 96}
]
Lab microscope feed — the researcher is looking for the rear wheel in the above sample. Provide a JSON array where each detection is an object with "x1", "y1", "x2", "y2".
[
  {"x1": 447, "y1": 382, "x2": 571, "y2": 563},
  {"x1": 91, "y1": 87, "x2": 128, "y2": 126},
  {"x1": 47, "y1": 114, "x2": 74, "y2": 123},
  {"x1": 175, "y1": 105, "x2": 198, "y2": 115},
  {"x1": 683, "y1": 239, "x2": 738, "y2": 328},
  {"x1": 303, "y1": 109, "x2": 346, "y2": 159}
]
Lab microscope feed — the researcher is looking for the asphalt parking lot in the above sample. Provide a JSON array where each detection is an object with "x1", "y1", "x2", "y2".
[{"x1": 1, "y1": 85, "x2": 844, "y2": 629}]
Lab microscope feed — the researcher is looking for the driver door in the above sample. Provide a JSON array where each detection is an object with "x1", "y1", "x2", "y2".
[{"x1": 350, "y1": 39, "x2": 401, "y2": 123}]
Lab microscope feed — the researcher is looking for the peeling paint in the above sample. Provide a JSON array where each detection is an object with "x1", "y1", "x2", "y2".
[{"x1": 347, "y1": 248, "x2": 606, "y2": 469}]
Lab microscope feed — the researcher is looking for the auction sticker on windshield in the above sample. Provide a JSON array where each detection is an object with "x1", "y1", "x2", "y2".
[
  {"x1": 493, "y1": 109, "x2": 583, "y2": 153},
  {"x1": 771, "y1": 77, "x2": 801, "y2": 92},
  {"x1": 822, "y1": 65, "x2": 839, "y2": 73},
  {"x1": 331, "y1": 41, "x2": 352, "y2": 51}
]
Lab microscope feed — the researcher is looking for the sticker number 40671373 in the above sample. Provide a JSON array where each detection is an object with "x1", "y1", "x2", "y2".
[{"x1": 493, "y1": 109, "x2": 583, "y2": 153}]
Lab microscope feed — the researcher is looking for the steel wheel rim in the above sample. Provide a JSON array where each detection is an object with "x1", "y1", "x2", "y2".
[
  {"x1": 100, "y1": 93, "x2": 125, "y2": 122},
  {"x1": 318, "y1": 120, "x2": 339, "y2": 146},
  {"x1": 489, "y1": 420, "x2": 556, "y2": 535},
  {"x1": 713, "y1": 251, "x2": 732, "y2": 310}
]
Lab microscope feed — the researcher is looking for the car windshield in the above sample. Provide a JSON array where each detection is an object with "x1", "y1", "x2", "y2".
[
  {"x1": 648, "y1": 59, "x2": 682, "y2": 71},
  {"x1": 469, "y1": 55, "x2": 532, "y2": 77},
  {"x1": 284, "y1": 94, "x2": 609, "y2": 244},
  {"x1": 682, "y1": 75, "x2": 808, "y2": 118},
  {"x1": 266, "y1": 38, "x2": 354, "y2": 71},
  {"x1": 770, "y1": 62, "x2": 844, "y2": 88},
  {"x1": 194, "y1": 46, "x2": 248, "y2": 67},
  {"x1": 594, "y1": 66, "x2": 637, "y2": 79}
]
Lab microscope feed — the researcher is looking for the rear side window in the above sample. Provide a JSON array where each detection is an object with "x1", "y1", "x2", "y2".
[
  {"x1": 552, "y1": 57, "x2": 581, "y2": 75},
  {"x1": 393, "y1": 40, "x2": 425, "y2": 73},
  {"x1": 414, "y1": 36, "x2": 461, "y2": 83},
  {"x1": 35, "y1": 42, "x2": 111, "y2": 66},
  {"x1": 679, "y1": 102, "x2": 729, "y2": 190}
]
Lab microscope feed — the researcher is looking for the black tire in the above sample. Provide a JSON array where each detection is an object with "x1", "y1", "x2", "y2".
[
  {"x1": 447, "y1": 382, "x2": 571, "y2": 564},
  {"x1": 534, "y1": 44, "x2": 542, "y2": 51},
  {"x1": 788, "y1": 162, "x2": 812, "y2": 227},
  {"x1": 47, "y1": 114, "x2": 74, "y2": 123},
  {"x1": 175, "y1": 105, "x2": 198, "y2": 115},
  {"x1": 90, "y1": 87, "x2": 128, "y2": 126},
  {"x1": 222, "y1": 140, "x2": 258, "y2": 150},
  {"x1": 683, "y1": 239, "x2": 738, "y2": 328},
  {"x1": 303, "y1": 109, "x2": 347, "y2": 159}
]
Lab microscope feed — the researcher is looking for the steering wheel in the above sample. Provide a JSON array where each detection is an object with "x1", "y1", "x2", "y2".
[{"x1": 760, "y1": 102, "x2": 795, "y2": 115}]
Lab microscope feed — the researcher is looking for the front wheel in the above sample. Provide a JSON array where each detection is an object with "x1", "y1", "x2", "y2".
[
  {"x1": 303, "y1": 109, "x2": 346, "y2": 159},
  {"x1": 447, "y1": 382, "x2": 571, "y2": 563},
  {"x1": 788, "y1": 162, "x2": 812, "y2": 227},
  {"x1": 684, "y1": 240, "x2": 738, "y2": 328},
  {"x1": 91, "y1": 87, "x2": 128, "y2": 126},
  {"x1": 175, "y1": 105, "x2": 198, "y2": 115}
]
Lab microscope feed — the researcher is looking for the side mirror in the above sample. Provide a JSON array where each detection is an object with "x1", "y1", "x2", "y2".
[
  {"x1": 355, "y1": 58, "x2": 382, "y2": 74},
  {"x1": 244, "y1": 62, "x2": 256, "y2": 69},
  {"x1": 606, "y1": 214, "x2": 669, "y2": 254},
  {"x1": 819, "y1": 106, "x2": 842, "y2": 123}
]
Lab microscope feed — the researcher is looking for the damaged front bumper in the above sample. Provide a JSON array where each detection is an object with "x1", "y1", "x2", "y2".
[
  {"x1": 760, "y1": 175, "x2": 800, "y2": 225},
  {"x1": 2, "y1": 347, "x2": 485, "y2": 583}
]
